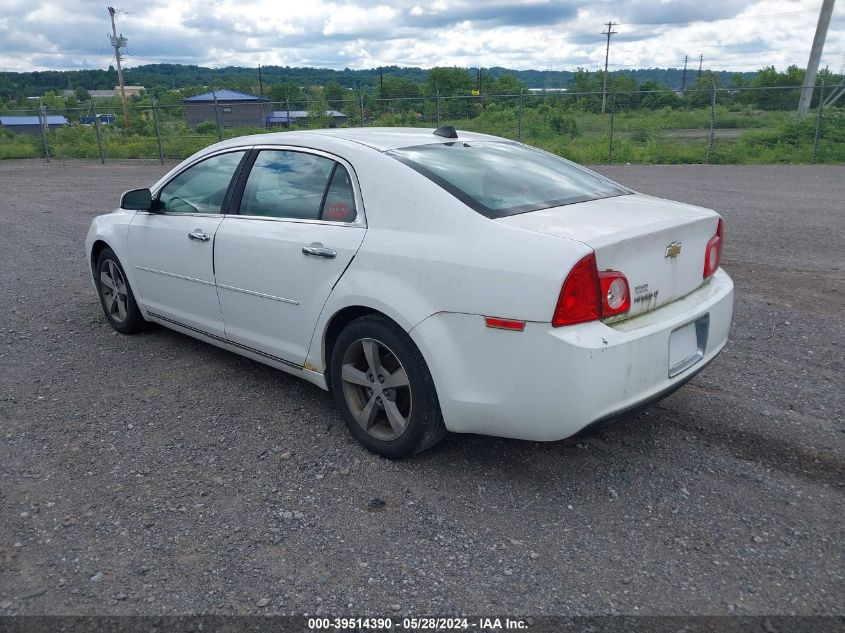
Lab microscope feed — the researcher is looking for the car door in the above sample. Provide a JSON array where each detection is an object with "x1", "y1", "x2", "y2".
[
  {"x1": 214, "y1": 147, "x2": 366, "y2": 367},
  {"x1": 128, "y1": 149, "x2": 248, "y2": 337}
]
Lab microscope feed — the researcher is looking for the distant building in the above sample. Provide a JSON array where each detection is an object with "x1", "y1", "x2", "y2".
[
  {"x1": 266, "y1": 109, "x2": 348, "y2": 128},
  {"x1": 183, "y1": 90, "x2": 271, "y2": 128},
  {"x1": 119, "y1": 86, "x2": 145, "y2": 98},
  {"x1": 61, "y1": 86, "x2": 145, "y2": 99},
  {"x1": 79, "y1": 114, "x2": 117, "y2": 125},
  {"x1": 0, "y1": 115, "x2": 68, "y2": 136}
]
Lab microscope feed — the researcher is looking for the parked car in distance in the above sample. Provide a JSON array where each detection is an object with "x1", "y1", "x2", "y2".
[{"x1": 85, "y1": 127, "x2": 733, "y2": 458}]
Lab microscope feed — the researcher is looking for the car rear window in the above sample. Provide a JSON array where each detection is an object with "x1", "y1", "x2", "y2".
[{"x1": 388, "y1": 141, "x2": 630, "y2": 218}]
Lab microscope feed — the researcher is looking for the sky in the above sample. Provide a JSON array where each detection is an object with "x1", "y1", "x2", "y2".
[{"x1": 0, "y1": 0, "x2": 842, "y2": 74}]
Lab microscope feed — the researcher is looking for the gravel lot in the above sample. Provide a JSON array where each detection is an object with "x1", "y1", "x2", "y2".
[{"x1": 0, "y1": 160, "x2": 843, "y2": 617}]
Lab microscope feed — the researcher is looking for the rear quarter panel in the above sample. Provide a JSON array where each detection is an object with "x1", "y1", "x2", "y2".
[{"x1": 306, "y1": 152, "x2": 592, "y2": 372}]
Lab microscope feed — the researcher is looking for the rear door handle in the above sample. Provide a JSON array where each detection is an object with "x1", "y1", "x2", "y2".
[
  {"x1": 302, "y1": 244, "x2": 337, "y2": 259},
  {"x1": 188, "y1": 230, "x2": 210, "y2": 242}
]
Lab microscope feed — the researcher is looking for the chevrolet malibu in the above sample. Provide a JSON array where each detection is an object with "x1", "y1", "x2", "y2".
[{"x1": 85, "y1": 127, "x2": 733, "y2": 458}]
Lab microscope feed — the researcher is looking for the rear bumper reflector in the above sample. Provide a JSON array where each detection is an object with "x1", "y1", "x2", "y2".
[{"x1": 484, "y1": 317, "x2": 526, "y2": 331}]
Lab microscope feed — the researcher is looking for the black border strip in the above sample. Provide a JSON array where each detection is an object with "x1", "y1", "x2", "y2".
[{"x1": 147, "y1": 311, "x2": 302, "y2": 371}]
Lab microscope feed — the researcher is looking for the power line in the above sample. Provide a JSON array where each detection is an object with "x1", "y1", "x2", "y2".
[
  {"x1": 798, "y1": 0, "x2": 836, "y2": 114},
  {"x1": 601, "y1": 21, "x2": 617, "y2": 113},
  {"x1": 107, "y1": 7, "x2": 129, "y2": 128}
]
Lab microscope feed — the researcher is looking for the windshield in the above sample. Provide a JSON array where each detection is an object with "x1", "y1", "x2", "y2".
[{"x1": 388, "y1": 141, "x2": 630, "y2": 218}]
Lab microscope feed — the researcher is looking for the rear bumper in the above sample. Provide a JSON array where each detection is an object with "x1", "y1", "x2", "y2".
[{"x1": 410, "y1": 269, "x2": 734, "y2": 441}]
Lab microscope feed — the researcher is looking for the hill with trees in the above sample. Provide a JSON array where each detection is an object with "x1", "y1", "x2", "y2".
[{"x1": 0, "y1": 63, "x2": 763, "y2": 101}]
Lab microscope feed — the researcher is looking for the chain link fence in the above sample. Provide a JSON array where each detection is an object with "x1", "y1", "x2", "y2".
[{"x1": 1, "y1": 84, "x2": 842, "y2": 164}]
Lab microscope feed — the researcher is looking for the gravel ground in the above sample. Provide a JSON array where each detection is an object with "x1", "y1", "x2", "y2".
[{"x1": 0, "y1": 160, "x2": 843, "y2": 616}]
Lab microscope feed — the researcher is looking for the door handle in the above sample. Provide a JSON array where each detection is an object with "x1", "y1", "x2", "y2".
[
  {"x1": 188, "y1": 230, "x2": 210, "y2": 242},
  {"x1": 302, "y1": 244, "x2": 337, "y2": 259}
]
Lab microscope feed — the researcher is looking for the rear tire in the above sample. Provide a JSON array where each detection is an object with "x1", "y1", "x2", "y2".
[
  {"x1": 95, "y1": 247, "x2": 147, "y2": 334},
  {"x1": 330, "y1": 315, "x2": 446, "y2": 459}
]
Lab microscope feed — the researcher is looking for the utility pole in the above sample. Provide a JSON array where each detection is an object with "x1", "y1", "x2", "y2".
[
  {"x1": 698, "y1": 54, "x2": 703, "y2": 78},
  {"x1": 681, "y1": 55, "x2": 689, "y2": 93},
  {"x1": 107, "y1": 7, "x2": 129, "y2": 128},
  {"x1": 798, "y1": 0, "x2": 836, "y2": 115},
  {"x1": 258, "y1": 64, "x2": 264, "y2": 96},
  {"x1": 601, "y1": 21, "x2": 617, "y2": 114}
]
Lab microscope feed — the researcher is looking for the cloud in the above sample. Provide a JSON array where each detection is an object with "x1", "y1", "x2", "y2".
[
  {"x1": 323, "y1": 5, "x2": 397, "y2": 37},
  {"x1": 401, "y1": 1, "x2": 581, "y2": 28},
  {"x1": 0, "y1": 0, "x2": 841, "y2": 73}
]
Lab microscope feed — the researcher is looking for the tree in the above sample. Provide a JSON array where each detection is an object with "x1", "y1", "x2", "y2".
[
  {"x1": 423, "y1": 67, "x2": 474, "y2": 97},
  {"x1": 268, "y1": 82, "x2": 304, "y2": 106},
  {"x1": 569, "y1": 68, "x2": 602, "y2": 93},
  {"x1": 323, "y1": 80, "x2": 346, "y2": 105},
  {"x1": 492, "y1": 74, "x2": 526, "y2": 96},
  {"x1": 41, "y1": 91, "x2": 65, "y2": 113},
  {"x1": 686, "y1": 71, "x2": 721, "y2": 108},
  {"x1": 568, "y1": 69, "x2": 603, "y2": 112},
  {"x1": 637, "y1": 80, "x2": 679, "y2": 109},
  {"x1": 381, "y1": 76, "x2": 420, "y2": 100}
]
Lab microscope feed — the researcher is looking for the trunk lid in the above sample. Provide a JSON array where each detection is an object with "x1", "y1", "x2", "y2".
[{"x1": 497, "y1": 193, "x2": 721, "y2": 320}]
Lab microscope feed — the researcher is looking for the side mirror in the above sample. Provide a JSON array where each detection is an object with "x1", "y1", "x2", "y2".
[{"x1": 120, "y1": 188, "x2": 153, "y2": 211}]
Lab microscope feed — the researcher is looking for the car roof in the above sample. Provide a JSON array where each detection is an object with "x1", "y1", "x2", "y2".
[{"x1": 209, "y1": 127, "x2": 504, "y2": 153}]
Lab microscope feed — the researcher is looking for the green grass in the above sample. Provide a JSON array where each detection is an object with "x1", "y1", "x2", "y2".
[{"x1": 1, "y1": 105, "x2": 843, "y2": 164}]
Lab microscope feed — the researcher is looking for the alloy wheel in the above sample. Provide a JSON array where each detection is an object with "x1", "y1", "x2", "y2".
[
  {"x1": 100, "y1": 259, "x2": 129, "y2": 324},
  {"x1": 340, "y1": 338, "x2": 412, "y2": 441}
]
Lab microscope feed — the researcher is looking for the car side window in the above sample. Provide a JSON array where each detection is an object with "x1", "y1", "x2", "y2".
[
  {"x1": 158, "y1": 151, "x2": 246, "y2": 214},
  {"x1": 239, "y1": 150, "x2": 355, "y2": 222},
  {"x1": 320, "y1": 164, "x2": 357, "y2": 222}
]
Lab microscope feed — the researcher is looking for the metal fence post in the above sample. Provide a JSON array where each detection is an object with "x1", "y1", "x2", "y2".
[
  {"x1": 38, "y1": 104, "x2": 50, "y2": 162},
  {"x1": 151, "y1": 98, "x2": 164, "y2": 165},
  {"x1": 211, "y1": 88, "x2": 222, "y2": 142},
  {"x1": 812, "y1": 80, "x2": 825, "y2": 164},
  {"x1": 607, "y1": 93, "x2": 616, "y2": 163},
  {"x1": 706, "y1": 82, "x2": 716, "y2": 164},
  {"x1": 359, "y1": 91, "x2": 365, "y2": 127},
  {"x1": 517, "y1": 89, "x2": 523, "y2": 141},
  {"x1": 94, "y1": 116, "x2": 105, "y2": 164},
  {"x1": 435, "y1": 84, "x2": 441, "y2": 128}
]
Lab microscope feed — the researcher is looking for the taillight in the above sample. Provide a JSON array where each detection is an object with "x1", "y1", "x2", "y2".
[
  {"x1": 598, "y1": 271, "x2": 630, "y2": 317},
  {"x1": 553, "y1": 253, "x2": 632, "y2": 326},
  {"x1": 552, "y1": 253, "x2": 601, "y2": 326},
  {"x1": 703, "y1": 218, "x2": 724, "y2": 278}
]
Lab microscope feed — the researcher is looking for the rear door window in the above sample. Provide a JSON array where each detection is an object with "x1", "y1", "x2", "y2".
[
  {"x1": 239, "y1": 150, "x2": 342, "y2": 220},
  {"x1": 320, "y1": 164, "x2": 357, "y2": 222}
]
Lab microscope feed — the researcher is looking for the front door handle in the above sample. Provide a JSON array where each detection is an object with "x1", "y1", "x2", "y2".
[
  {"x1": 188, "y1": 230, "x2": 210, "y2": 242},
  {"x1": 302, "y1": 244, "x2": 337, "y2": 259}
]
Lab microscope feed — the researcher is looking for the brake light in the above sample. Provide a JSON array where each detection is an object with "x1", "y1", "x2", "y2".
[
  {"x1": 703, "y1": 218, "x2": 724, "y2": 278},
  {"x1": 599, "y1": 271, "x2": 630, "y2": 316},
  {"x1": 553, "y1": 253, "x2": 630, "y2": 327},
  {"x1": 552, "y1": 254, "x2": 601, "y2": 326}
]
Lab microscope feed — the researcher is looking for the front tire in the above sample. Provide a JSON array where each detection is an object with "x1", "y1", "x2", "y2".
[
  {"x1": 330, "y1": 315, "x2": 446, "y2": 459},
  {"x1": 95, "y1": 247, "x2": 147, "y2": 334}
]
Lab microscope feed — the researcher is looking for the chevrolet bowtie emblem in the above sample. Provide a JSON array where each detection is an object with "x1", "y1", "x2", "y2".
[{"x1": 665, "y1": 242, "x2": 682, "y2": 258}]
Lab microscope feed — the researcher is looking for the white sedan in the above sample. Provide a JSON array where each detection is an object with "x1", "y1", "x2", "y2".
[{"x1": 85, "y1": 127, "x2": 733, "y2": 458}]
